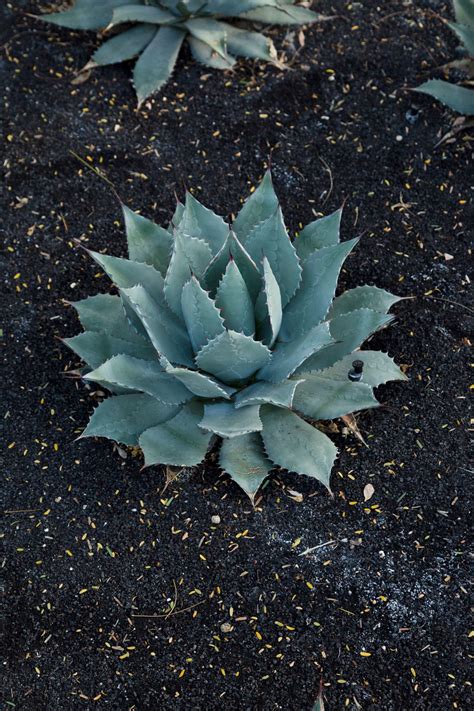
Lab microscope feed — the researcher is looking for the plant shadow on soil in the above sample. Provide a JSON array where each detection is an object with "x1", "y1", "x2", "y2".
[{"x1": 1, "y1": 1, "x2": 472, "y2": 709}]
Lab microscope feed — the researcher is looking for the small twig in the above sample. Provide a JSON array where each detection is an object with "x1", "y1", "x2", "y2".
[
  {"x1": 424, "y1": 296, "x2": 474, "y2": 315},
  {"x1": 298, "y1": 540, "x2": 337, "y2": 556},
  {"x1": 131, "y1": 600, "x2": 205, "y2": 619},
  {"x1": 319, "y1": 157, "x2": 333, "y2": 205},
  {"x1": 4, "y1": 508, "x2": 42, "y2": 514}
]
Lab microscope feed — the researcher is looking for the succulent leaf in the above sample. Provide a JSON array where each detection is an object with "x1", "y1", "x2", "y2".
[
  {"x1": 258, "y1": 322, "x2": 332, "y2": 383},
  {"x1": 181, "y1": 276, "x2": 225, "y2": 352},
  {"x1": 188, "y1": 36, "x2": 236, "y2": 69},
  {"x1": 255, "y1": 257, "x2": 282, "y2": 347},
  {"x1": 245, "y1": 207, "x2": 302, "y2": 306},
  {"x1": 139, "y1": 401, "x2": 212, "y2": 467},
  {"x1": 280, "y1": 239, "x2": 358, "y2": 341},
  {"x1": 164, "y1": 232, "x2": 213, "y2": 317},
  {"x1": 239, "y1": 5, "x2": 323, "y2": 25},
  {"x1": 328, "y1": 285, "x2": 402, "y2": 320},
  {"x1": 41, "y1": 0, "x2": 132, "y2": 30},
  {"x1": 260, "y1": 406, "x2": 338, "y2": 491},
  {"x1": 84, "y1": 354, "x2": 193, "y2": 404},
  {"x1": 200, "y1": 402, "x2": 263, "y2": 437},
  {"x1": 160, "y1": 357, "x2": 236, "y2": 399},
  {"x1": 82, "y1": 393, "x2": 181, "y2": 445},
  {"x1": 63, "y1": 331, "x2": 157, "y2": 369},
  {"x1": 87, "y1": 250, "x2": 165, "y2": 305},
  {"x1": 72, "y1": 294, "x2": 147, "y2": 344},
  {"x1": 184, "y1": 18, "x2": 228, "y2": 58},
  {"x1": 234, "y1": 379, "x2": 301, "y2": 409},
  {"x1": 215, "y1": 260, "x2": 255, "y2": 335},
  {"x1": 92, "y1": 25, "x2": 157, "y2": 66},
  {"x1": 295, "y1": 208, "x2": 342, "y2": 259},
  {"x1": 294, "y1": 377, "x2": 379, "y2": 420},
  {"x1": 122, "y1": 205, "x2": 172, "y2": 276},
  {"x1": 219, "y1": 433, "x2": 272, "y2": 503},
  {"x1": 454, "y1": 0, "x2": 474, "y2": 25},
  {"x1": 204, "y1": 232, "x2": 261, "y2": 300},
  {"x1": 415, "y1": 79, "x2": 474, "y2": 115},
  {"x1": 133, "y1": 26, "x2": 186, "y2": 106},
  {"x1": 221, "y1": 23, "x2": 276, "y2": 61},
  {"x1": 233, "y1": 171, "x2": 279, "y2": 243},
  {"x1": 307, "y1": 350, "x2": 408, "y2": 387},
  {"x1": 196, "y1": 330, "x2": 272, "y2": 384},
  {"x1": 448, "y1": 21, "x2": 474, "y2": 55},
  {"x1": 180, "y1": 193, "x2": 230, "y2": 256},
  {"x1": 107, "y1": 5, "x2": 175, "y2": 28}
]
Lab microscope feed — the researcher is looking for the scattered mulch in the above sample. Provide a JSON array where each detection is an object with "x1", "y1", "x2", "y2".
[{"x1": 1, "y1": 1, "x2": 472, "y2": 709}]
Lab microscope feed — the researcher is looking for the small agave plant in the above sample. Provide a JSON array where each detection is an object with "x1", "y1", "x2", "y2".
[
  {"x1": 41, "y1": 0, "x2": 326, "y2": 105},
  {"x1": 63, "y1": 172, "x2": 406, "y2": 502},
  {"x1": 415, "y1": 0, "x2": 474, "y2": 116}
]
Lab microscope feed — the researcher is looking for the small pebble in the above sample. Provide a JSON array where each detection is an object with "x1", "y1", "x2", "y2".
[{"x1": 211, "y1": 515, "x2": 221, "y2": 524}]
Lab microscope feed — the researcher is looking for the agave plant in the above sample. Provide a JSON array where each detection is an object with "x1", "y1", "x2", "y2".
[
  {"x1": 41, "y1": 1, "x2": 326, "y2": 105},
  {"x1": 415, "y1": 0, "x2": 474, "y2": 116},
  {"x1": 63, "y1": 171, "x2": 406, "y2": 502}
]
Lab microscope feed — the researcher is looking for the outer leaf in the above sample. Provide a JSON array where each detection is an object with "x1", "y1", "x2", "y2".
[
  {"x1": 91, "y1": 25, "x2": 156, "y2": 66},
  {"x1": 81, "y1": 393, "x2": 180, "y2": 445},
  {"x1": 245, "y1": 207, "x2": 302, "y2": 307},
  {"x1": 179, "y1": 192, "x2": 230, "y2": 256},
  {"x1": 293, "y1": 377, "x2": 379, "y2": 420},
  {"x1": 255, "y1": 257, "x2": 282, "y2": 347},
  {"x1": 454, "y1": 0, "x2": 474, "y2": 26},
  {"x1": 72, "y1": 294, "x2": 146, "y2": 344},
  {"x1": 295, "y1": 309, "x2": 394, "y2": 373},
  {"x1": 220, "y1": 23, "x2": 276, "y2": 61},
  {"x1": 139, "y1": 401, "x2": 212, "y2": 467},
  {"x1": 234, "y1": 379, "x2": 301, "y2": 409},
  {"x1": 196, "y1": 330, "x2": 272, "y2": 384},
  {"x1": 295, "y1": 208, "x2": 342, "y2": 260},
  {"x1": 200, "y1": 402, "x2": 262, "y2": 437},
  {"x1": 204, "y1": 231, "x2": 261, "y2": 300},
  {"x1": 258, "y1": 322, "x2": 332, "y2": 383},
  {"x1": 210, "y1": 0, "x2": 281, "y2": 13},
  {"x1": 87, "y1": 250, "x2": 165, "y2": 305},
  {"x1": 260, "y1": 406, "x2": 337, "y2": 491},
  {"x1": 41, "y1": 0, "x2": 131, "y2": 30},
  {"x1": 122, "y1": 205, "x2": 172, "y2": 276},
  {"x1": 280, "y1": 239, "x2": 358, "y2": 341},
  {"x1": 164, "y1": 232, "x2": 213, "y2": 318},
  {"x1": 328, "y1": 285, "x2": 401, "y2": 320},
  {"x1": 123, "y1": 285, "x2": 195, "y2": 366},
  {"x1": 188, "y1": 37, "x2": 236, "y2": 69},
  {"x1": 415, "y1": 79, "x2": 474, "y2": 115},
  {"x1": 219, "y1": 433, "x2": 272, "y2": 502},
  {"x1": 232, "y1": 171, "x2": 279, "y2": 244},
  {"x1": 83, "y1": 355, "x2": 193, "y2": 404},
  {"x1": 134, "y1": 26, "x2": 186, "y2": 105},
  {"x1": 303, "y1": 350, "x2": 407, "y2": 387},
  {"x1": 184, "y1": 18, "x2": 228, "y2": 58},
  {"x1": 168, "y1": 201, "x2": 185, "y2": 232},
  {"x1": 448, "y1": 21, "x2": 474, "y2": 55},
  {"x1": 181, "y1": 276, "x2": 225, "y2": 352},
  {"x1": 240, "y1": 5, "x2": 323, "y2": 25},
  {"x1": 107, "y1": 5, "x2": 175, "y2": 28},
  {"x1": 215, "y1": 260, "x2": 255, "y2": 335},
  {"x1": 160, "y1": 357, "x2": 236, "y2": 399},
  {"x1": 63, "y1": 331, "x2": 157, "y2": 369}
]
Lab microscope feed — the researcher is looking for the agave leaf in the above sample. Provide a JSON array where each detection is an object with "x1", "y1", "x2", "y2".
[
  {"x1": 188, "y1": 37, "x2": 236, "y2": 69},
  {"x1": 302, "y1": 350, "x2": 408, "y2": 387},
  {"x1": 164, "y1": 232, "x2": 213, "y2": 318},
  {"x1": 239, "y1": 5, "x2": 323, "y2": 25},
  {"x1": 209, "y1": 0, "x2": 281, "y2": 13},
  {"x1": 295, "y1": 309, "x2": 394, "y2": 373},
  {"x1": 220, "y1": 23, "x2": 276, "y2": 61},
  {"x1": 255, "y1": 257, "x2": 282, "y2": 347},
  {"x1": 415, "y1": 79, "x2": 474, "y2": 115},
  {"x1": 328, "y1": 285, "x2": 402, "y2": 320},
  {"x1": 258, "y1": 322, "x2": 332, "y2": 383},
  {"x1": 91, "y1": 24, "x2": 157, "y2": 66},
  {"x1": 295, "y1": 208, "x2": 342, "y2": 260},
  {"x1": 260, "y1": 406, "x2": 337, "y2": 491},
  {"x1": 293, "y1": 377, "x2": 379, "y2": 420},
  {"x1": 181, "y1": 276, "x2": 225, "y2": 352},
  {"x1": 448, "y1": 21, "x2": 474, "y2": 55},
  {"x1": 184, "y1": 18, "x2": 229, "y2": 58},
  {"x1": 200, "y1": 402, "x2": 262, "y2": 437},
  {"x1": 232, "y1": 171, "x2": 279, "y2": 244},
  {"x1": 179, "y1": 192, "x2": 230, "y2": 256},
  {"x1": 204, "y1": 231, "x2": 261, "y2": 300},
  {"x1": 168, "y1": 201, "x2": 185, "y2": 232},
  {"x1": 107, "y1": 4, "x2": 176, "y2": 28},
  {"x1": 234, "y1": 379, "x2": 302, "y2": 409},
  {"x1": 219, "y1": 433, "x2": 272, "y2": 503},
  {"x1": 84, "y1": 354, "x2": 193, "y2": 404},
  {"x1": 215, "y1": 260, "x2": 255, "y2": 335},
  {"x1": 454, "y1": 0, "x2": 474, "y2": 26},
  {"x1": 139, "y1": 401, "x2": 212, "y2": 467},
  {"x1": 280, "y1": 239, "x2": 358, "y2": 341},
  {"x1": 122, "y1": 205, "x2": 172, "y2": 276},
  {"x1": 81, "y1": 393, "x2": 181, "y2": 445},
  {"x1": 88, "y1": 250, "x2": 165, "y2": 305},
  {"x1": 196, "y1": 330, "x2": 272, "y2": 384},
  {"x1": 134, "y1": 26, "x2": 186, "y2": 105},
  {"x1": 160, "y1": 356, "x2": 236, "y2": 399},
  {"x1": 63, "y1": 330, "x2": 157, "y2": 369},
  {"x1": 122, "y1": 285, "x2": 195, "y2": 366},
  {"x1": 245, "y1": 208, "x2": 302, "y2": 307},
  {"x1": 72, "y1": 294, "x2": 147, "y2": 344},
  {"x1": 41, "y1": 0, "x2": 131, "y2": 30}
]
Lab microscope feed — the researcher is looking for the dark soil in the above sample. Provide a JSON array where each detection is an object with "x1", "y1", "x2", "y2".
[{"x1": 1, "y1": 1, "x2": 472, "y2": 709}]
